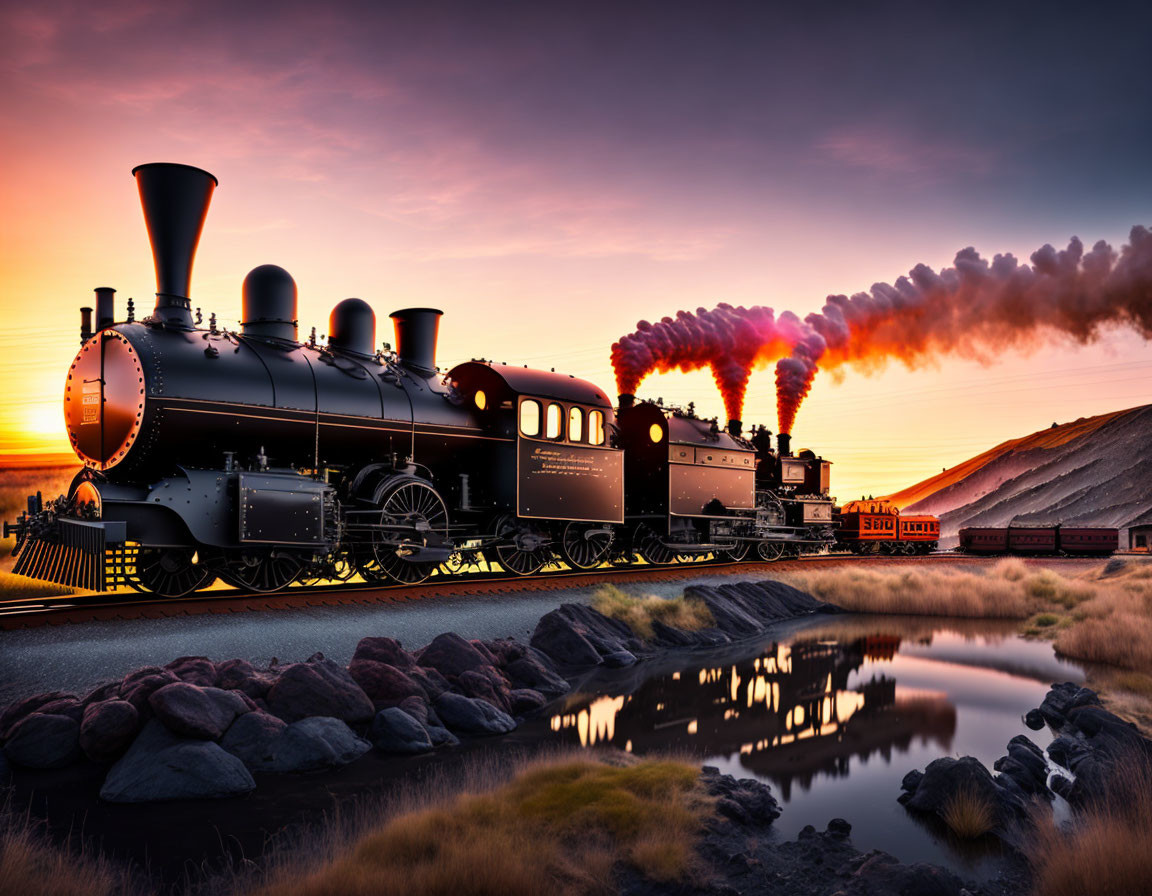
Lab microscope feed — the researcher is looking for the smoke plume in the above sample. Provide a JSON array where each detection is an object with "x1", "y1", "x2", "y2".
[{"x1": 611, "y1": 225, "x2": 1152, "y2": 434}]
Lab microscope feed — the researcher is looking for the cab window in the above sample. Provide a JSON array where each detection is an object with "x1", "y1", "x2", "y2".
[
  {"x1": 519, "y1": 399, "x2": 541, "y2": 437},
  {"x1": 568, "y1": 407, "x2": 584, "y2": 442},
  {"x1": 589, "y1": 410, "x2": 605, "y2": 445},
  {"x1": 545, "y1": 403, "x2": 563, "y2": 439}
]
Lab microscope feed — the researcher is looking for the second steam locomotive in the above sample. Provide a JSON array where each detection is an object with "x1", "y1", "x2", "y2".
[{"x1": 8, "y1": 163, "x2": 841, "y2": 597}]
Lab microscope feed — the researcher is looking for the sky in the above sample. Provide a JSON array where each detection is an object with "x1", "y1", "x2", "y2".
[{"x1": 1, "y1": 0, "x2": 1150, "y2": 499}]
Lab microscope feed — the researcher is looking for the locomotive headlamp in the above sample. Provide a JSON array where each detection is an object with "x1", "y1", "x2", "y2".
[
  {"x1": 649, "y1": 423, "x2": 664, "y2": 443},
  {"x1": 474, "y1": 390, "x2": 487, "y2": 410}
]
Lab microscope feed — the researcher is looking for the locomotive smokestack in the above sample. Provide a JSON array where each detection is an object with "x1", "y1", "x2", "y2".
[
  {"x1": 132, "y1": 163, "x2": 218, "y2": 329},
  {"x1": 727, "y1": 419, "x2": 743, "y2": 438},
  {"x1": 79, "y1": 307, "x2": 93, "y2": 343},
  {"x1": 94, "y1": 287, "x2": 115, "y2": 330},
  {"x1": 390, "y1": 308, "x2": 443, "y2": 374},
  {"x1": 618, "y1": 393, "x2": 635, "y2": 410},
  {"x1": 778, "y1": 432, "x2": 791, "y2": 456}
]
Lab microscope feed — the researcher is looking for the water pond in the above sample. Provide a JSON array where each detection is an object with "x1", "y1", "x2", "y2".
[{"x1": 535, "y1": 615, "x2": 1084, "y2": 879}]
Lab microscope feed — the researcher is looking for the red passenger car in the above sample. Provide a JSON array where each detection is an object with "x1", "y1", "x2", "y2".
[{"x1": 835, "y1": 500, "x2": 938, "y2": 555}]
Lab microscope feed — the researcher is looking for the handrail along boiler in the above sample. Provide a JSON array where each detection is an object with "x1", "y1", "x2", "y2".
[{"x1": 6, "y1": 163, "x2": 843, "y2": 596}]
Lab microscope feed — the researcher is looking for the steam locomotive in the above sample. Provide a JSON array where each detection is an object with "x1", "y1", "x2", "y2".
[{"x1": 5, "y1": 163, "x2": 837, "y2": 597}]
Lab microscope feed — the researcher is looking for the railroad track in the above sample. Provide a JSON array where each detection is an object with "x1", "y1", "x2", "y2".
[{"x1": 0, "y1": 551, "x2": 1005, "y2": 629}]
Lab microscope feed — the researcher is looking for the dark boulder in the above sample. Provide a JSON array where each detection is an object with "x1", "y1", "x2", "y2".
[
  {"x1": 219, "y1": 711, "x2": 286, "y2": 771},
  {"x1": 840, "y1": 850, "x2": 966, "y2": 896},
  {"x1": 509, "y1": 689, "x2": 547, "y2": 715},
  {"x1": 416, "y1": 633, "x2": 491, "y2": 679},
  {"x1": 35, "y1": 697, "x2": 83, "y2": 723},
  {"x1": 0, "y1": 691, "x2": 72, "y2": 740},
  {"x1": 353, "y1": 636, "x2": 416, "y2": 670},
  {"x1": 398, "y1": 695, "x2": 429, "y2": 724},
  {"x1": 149, "y1": 683, "x2": 249, "y2": 740},
  {"x1": 3, "y1": 713, "x2": 81, "y2": 769},
  {"x1": 265, "y1": 658, "x2": 374, "y2": 724},
  {"x1": 433, "y1": 693, "x2": 516, "y2": 735},
  {"x1": 456, "y1": 665, "x2": 514, "y2": 712},
  {"x1": 82, "y1": 682, "x2": 122, "y2": 708},
  {"x1": 269, "y1": 717, "x2": 370, "y2": 771},
  {"x1": 1038, "y1": 682, "x2": 1101, "y2": 728},
  {"x1": 80, "y1": 700, "x2": 140, "y2": 762},
  {"x1": 530, "y1": 603, "x2": 637, "y2": 669},
  {"x1": 165, "y1": 656, "x2": 217, "y2": 687},
  {"x1": 1024, "y1": 708, "x2": 1045, "y2": 730},
  {"x1": 898, "y1": 756, "x2": 1027, "y2": 837},
  {"x1": 348, "y1": 659, "x2": 426, "y2": 708},
  {"x1": 215, "y1": 659, "x2": 275, "y2": 699},
  {"x1": 703, "y1": 768, "x2": 780, "y2": 826},
  {"x1": 100, "y1": 720, "x2": 255, "y2": 802},
  {"x1": 120, "y1": 670, "x2": 179, "y2": 713},
  {"x1": 371, "y1": 707, "x2": 434, "y2": 754},
  {"x1": 408, "y1": 666, "x2": 451, "y2": 700},
  {"x1": 504, "y1": 650, "x2": 570, "y2": 697},
  {"x1": 993, "y1": 735, "x2": 1050, "y2": 797}
]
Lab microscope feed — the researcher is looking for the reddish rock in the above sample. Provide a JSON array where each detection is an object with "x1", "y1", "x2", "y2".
[
  {"x1": 348, "y1": 659, "x2": 426, "y2": 708},
  {"x1": 265, "y1": 658, "x2": 374, "y2": 724},
  {"x1": 416, "y1": 633, "x2": 490, "y2": 679},
  {"x1": 509, "y1": 689, "x2": 547, "y2": 715},
  {"x1": 149, "y1": 683, "x2": 248, "y2": 740},
  {"x1": 352, "y1": 637, "x2": 416, "y2": 670},
  {"x1": 216, "y1": 659, "x2": 275, "y2": 699},
  {"x1": 165, "y1": 656, "x2": 217, "y2": 688},
  {"x1": 120, "y1": 671, "x2": 179, "y2": 713},
  {"x1": 0, "y1": 691, "x2": 72, "y2": 740},
  {"x1": 80, "y1": 699, "x2": 140, "y2": 762},
  {"x1": 456, "y1": 665, "x2": 513, "y2": 712},
  {"x1": 34, "y1": 697, "x2": 83, "y2": 723}
]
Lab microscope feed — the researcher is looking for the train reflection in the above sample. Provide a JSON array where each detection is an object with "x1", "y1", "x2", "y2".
[{"x1": 548, "y1": 633, "x2": 957, "y2": 798}]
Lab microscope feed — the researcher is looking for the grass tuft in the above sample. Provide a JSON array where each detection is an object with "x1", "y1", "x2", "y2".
[
  {"x1": 0, "y1": 810, "x2": 137, "y2": 896},
  {"x1": 940, "y1": 786, "x2": 997, "y2": 839},
  {"x1": 1028, "y1": 752, "x2": 1152, "y2": 896},
  {"x1": 591, "y1": 585, "x2": 714, "y2": 640}
]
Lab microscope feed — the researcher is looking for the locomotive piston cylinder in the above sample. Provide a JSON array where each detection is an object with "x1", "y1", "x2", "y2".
[{"x1": 132, "y1": 162, "x2": 218, "y2": 329}]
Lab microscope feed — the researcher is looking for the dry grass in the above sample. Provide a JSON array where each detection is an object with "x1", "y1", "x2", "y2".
[
  {"x1": 940, "y1": 787, "x2": 997, "y2": 839},
  {"x1": 0, "y1": 466, "x2": 78, "y2": 562},
  {"x1": 0, "y1": 810, "x2": 139, "y2": 896},
  {"x1": 242, "y1": 754, "x2": 708, "y2": 896},
  {"x1": 591, "y1": 585, "x2": 714, "y2": 641},
  {"x1": 1028, "y1": 752, "x2": 1152, "y2": 896}
]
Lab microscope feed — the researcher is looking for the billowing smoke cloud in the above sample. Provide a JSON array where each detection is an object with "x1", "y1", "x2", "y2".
[{"x1": 612, "y1": 225, "x2": 1152, "y2": 434}]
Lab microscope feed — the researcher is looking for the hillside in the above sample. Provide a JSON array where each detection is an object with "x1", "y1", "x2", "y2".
[{"x1": 884, "y1": 405, "x2": 1152, "y2": 547}]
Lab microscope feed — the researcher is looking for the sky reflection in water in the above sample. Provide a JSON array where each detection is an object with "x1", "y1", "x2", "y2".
[{"x1": 545, "y1": 616, "x2": 1084, "y2": 878}]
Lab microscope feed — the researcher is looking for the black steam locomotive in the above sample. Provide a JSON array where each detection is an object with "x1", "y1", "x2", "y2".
[{"x1": 6, "y1": 163, "x2": 836, "y2": 597}]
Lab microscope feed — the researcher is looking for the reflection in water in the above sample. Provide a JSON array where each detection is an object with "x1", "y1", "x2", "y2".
[
  {"x1": 550, "y1": 634, "x2": 957, "y2": 800},
  {"x1": 544, "y1": 618, "x2": 1083, "y2": 878}
]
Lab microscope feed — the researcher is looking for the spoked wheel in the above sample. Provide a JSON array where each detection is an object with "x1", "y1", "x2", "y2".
[
  {"x1": 561, "y1": 522, "x2": 613, "y2": 569},
  {"x1": 757, "y1": 541, "x2": 785, "y2": 562},
  {"x1": 130, "y1": 547, "x2": 216, "y2": 598},
  {"x1": 223, "y1": 551, "x2": 304, "y2": 593},
  {"x1": 723, "y1": 541, "x2": 751, "y2": 562},
  {"x1": 635, "y1": 523, "x2": 677, "y2": 565},
  {"x1": 364, "y1": 479, "x2": 449, "y2": 585},
  {"x1": 494, "y1": 515, "x2": 548, "y2": 576}
]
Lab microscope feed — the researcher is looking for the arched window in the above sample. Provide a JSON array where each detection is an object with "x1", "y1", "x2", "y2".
[
  {"x1": 589, "y1": 410, "x2": 605, "y2": 445},
  {"x1": 568, "y1": 407, "x2": 584, "y2": 442},
  {"x1": 519, "y1": 399, "x2": 541, "y2": 437},
  {"x1": 545, "y1": 403, "x2": 563, "y2": 439}
]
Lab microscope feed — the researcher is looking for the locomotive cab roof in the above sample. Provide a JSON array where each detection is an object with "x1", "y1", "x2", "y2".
[
  {"x1": 447, "y1": 360, "x2": 614, "y2": 408},
  {"x1": 620, "y1": 400, "x2": 751, "y2": 452}
]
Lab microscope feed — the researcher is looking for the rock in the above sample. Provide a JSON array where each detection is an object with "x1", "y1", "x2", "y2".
[
  {"x1": 100, "y1": 720, "x2": 255, "y2": 802},
  {"x1": 35, "y1": 697, "x2": 83, "y2": 723},
  {"x1": 398, "y1": 695, "x2": 430, "y2": 724},
  {"x1": 433, "y1": 693, "x2": 516, "y2": 735},
  {"x1": 165, "y1": 656, "x2": 217, "y2": 687},
  {"x1": 1038, "y1": 682, "x2": 1101, "y2": 728},
  {"x1": 80, "y1": 700, "x2": 140, "y2": 762},
  {"x1": 0, "y1": 749, "x2": 9, "y2": 785},
  {"x1": 456, "y1": 665, "x2": 514, "y2": 712},
  {"x1": 509, "y1": 689, "x2": 547, "y2": 715},
  {"x1": 348, "y1": 659, "x2": 426, "y2": 708},
  {"x1": 148, "y1": 683, "x2": 248, "y2": 740},
  {"x1": 826, "y1": 818, "x2": 852, "y2": 839},
  {"x1": 265, "y1": 658, "x2": 374, "y2": 724},
  {"x1": 3, "y1": 713, "x2": 80, "y2": 769},
  {"x1": 1049, "y1": 774, "x2": 1075, "y2": 801},
  {"x1": 353, "y1": 636, "x2": 416, "y2": 670},
  {"x1": 899, "y1": 756, "x2": 1026, "y2": 835},
  {"x1": 82, "y1": 682, "x2": 122, "y2": 707},
  {"x1": 416, "y1": 633, "x2": 491, "y2": 679},
  {"x1": 703, "y1": 769, "x2": 781, "y2": 826},
  {"x1": 601, "y1": 650, "x2": 638, "y2": 668},
  {"x1": 993, "y1": 735, "x2": 1050, "y2": 797},
  {"x1": 529, "y1": 607, "x2": 616, "y2": 668},
  {"x1": 468, "y1": 639, "x2": 501, "y2": 666},
  {"x1": 425, "y1": 723, "x2": 459, "y2": 747},
  {"x1": 845, "y1": 851, "x2": 966, "y2": 896},
  {"x1": 270, "y1": 717, "x2": 370, "y2": 771},
  {"x1": 371, "y1": 707, "x2": 433, "y2": 754},
  {"x1": 504, "y1": 650, "x2": 570, "y2": 697},
  {"x1": 408, "y1": 666, "x2": 451, "y2": 700},
  {"x1": 1024, "y1": 708, "x2": 1045, "y2": 730},
  {"x1": 900, "y1": 769, "x2": 924, "y2": 792},
  {"x1": 0, "y1": 691, "x2": 72, "y2": 740},
  {"x1": 120, "y1": 671, "x2": 179, "y2": 713},
  {"x1": 219, "y1": 711, "x2": 287, "y2": 771},
  {"x1": 215, "y1": 659, "x2": 275, "y2": 699}
]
